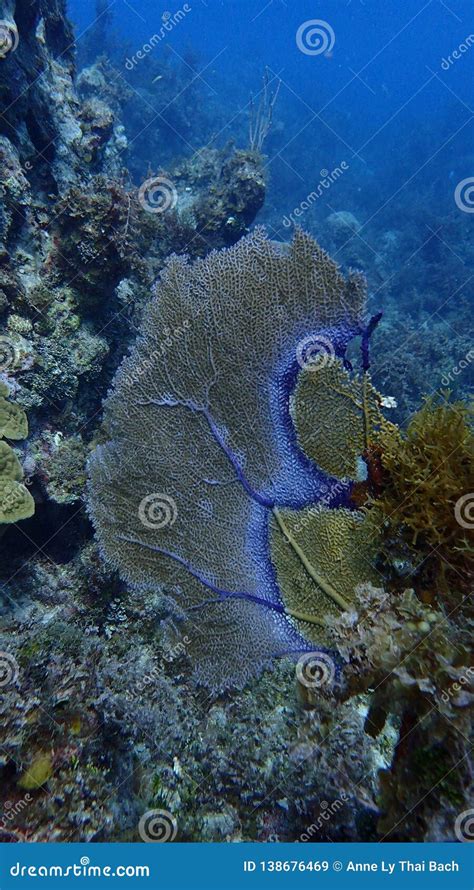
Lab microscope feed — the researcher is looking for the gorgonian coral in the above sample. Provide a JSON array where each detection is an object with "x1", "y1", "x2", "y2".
[
  {"x1": 366, "y1": 394, "x2": 474, "y2": 603},
  {"x1": 87, "y1": 227, "x2": 383, "y2": 688}
]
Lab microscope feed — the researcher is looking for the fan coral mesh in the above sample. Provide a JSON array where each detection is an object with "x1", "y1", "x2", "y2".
[
  {"x1": 293, "y1": 359, "x2": 396, "y2": 480},
  {"x1": 270, "y1": 506, "x2": 379, "y2": 645},
  {"x1": 88, "y1": 227, "x2": 370, "y2": 688}
]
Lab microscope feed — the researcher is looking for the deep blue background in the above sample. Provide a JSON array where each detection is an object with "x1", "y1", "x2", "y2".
[{"x1": 66, "y1": 0, "x2": 473, "y2": 228}]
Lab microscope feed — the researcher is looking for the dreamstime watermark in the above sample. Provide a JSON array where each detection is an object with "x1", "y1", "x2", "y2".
[
  {"x1": 441, "y1": 347, "x2": 474, "y2": 386},
  {"x1": 454, "y1": 177, "x2": 474, "y2": 213},
  {"x1": 0, "y1": 483, "x2": 30, "y2": 522},
  {"x1": 122, "y1": 319, "x2": 191, "y2": 386},
  {"x1": 0, "y1": 20, "x2": 19, "y2": 58},
  {"x1": 441, "y1": 34, "x2": 474, "y2": 70},
  {"x1": 138, "y1": 175, "x2": 178, "y2": 214},
  {"x1": 296, "y1": 20, "x2": 335, "y2": 56},
  {"x1": 125, "y1": 5, "x2": 192, "y2": 69},
  {"x1": 454, "y1": 493, "x2": 474, "y2": 529},
  {"x1": 1, "y1": 794, "x2": 32, "y2": 833},
  {"x1": 138, "y1": 493, "x2": 178, "y2": 529},
  {"x1": 125, "y1": 637, "x2": 191, "y2": 703},
  {"x1": 295, "y1": 652, "x2": 336, "y2": 689},
  {"x1": 296, "y1": 334, "x2": 335, "y2": 372},
  {"x1": 138, "y1": 808, "x2": 177, "y2": 842},
  {"x1": 0, "y1": 652, "x2": 19, "y2": 687},
  {"x1": 297, "y1": 793, "x2": 349, "y2": 841},
  {"x1": 282, "y1": 162, "x2": 349, "y2": 228},
  {"x1": 454, "y1": 808, "x2": 474, "y2": 842},
  {"x1": 440, "y1": 666, "x2": 474, "y2": 704},
  {"x1": 10, "y1": 859, "x2": 150, "y2": 878}
]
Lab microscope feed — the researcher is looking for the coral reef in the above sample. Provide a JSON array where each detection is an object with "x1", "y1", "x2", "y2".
[
  {"x1": 328, "y1": 584, "x2": 473, "y2": 841},
  {"x1": 0, "y1": 0, "x2": 267, "y2": 558},
  {"x1": 0, "y1": 548, "x2": 390, "y2": 842},
  {"x1": 0, "y1": 0, "x2": 470, "y2": 850},
  {"x1": 371, "y1": 305, "x2": 474, "y2": 424}
]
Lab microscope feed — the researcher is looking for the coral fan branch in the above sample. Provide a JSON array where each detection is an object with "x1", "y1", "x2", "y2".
[
  {"x1": 272, "y1": 507, "x2": 351, "y2": 611},
  {"x1": 117, "y1": 533, "x2": 287, "y2": 617},
  {"x1": 139, "y1": 396, "x2": 275, "y2": 508},
  {"x1": 361, "y1": 311, "x2": 383, "y2": 373}
]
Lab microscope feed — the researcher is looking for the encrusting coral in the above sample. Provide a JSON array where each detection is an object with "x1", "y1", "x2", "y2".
[{"x1": 0, "y1": 382, "x2": 34, "y2": 525}]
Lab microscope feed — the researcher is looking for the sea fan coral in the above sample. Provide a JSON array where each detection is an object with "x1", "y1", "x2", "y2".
[
  {"x1": 293, "y1": 356, "x2": 396, "y2": 480},
  {"x1": 88, "y1": 227, "x2": 380, "y2": 688}
]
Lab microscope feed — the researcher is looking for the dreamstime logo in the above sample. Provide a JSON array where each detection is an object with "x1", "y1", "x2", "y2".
[
  {"x1": 0, "y1": 652, "x2": 19, "y2": 687},
  {"x1": 454, "y1": 808, "x2": 474, "y2": 842},
  {"x1": 454, "y1": 493, "x2": 474, "y2": 529},
  {"x1": 138, "y1": 808, "x2": 177, "y2": 842},
  {"x1": 282, "y1": 162, "x2": 349, "y2": 228},
  {"x1": 138, "y1": 176, "x2": 178, "y2": 214},
  {"x1": 125, "y1": 636, "x2": 191, "y2": 703},
  {"x1": 454, "y1": 177, "x2": 474, "y2": 213},
  {"x1": 0, "y1": 336, "x2": 19, "y2": 372},
  {"x1": 122, "y1": 320, "x2": 191, "y2": 387},
  {"x1": 441, "y1": 34, "x2": 474, "y2": 70},
  {"x1": 138, "y1": 493, "x2": 177, "y2": 529},
  {"x1": 298, "y1": 793, "x2": 349, "y2": 841},
  {"x1": 441, "y1": 347, "x2": 474, "y2": 386},
  {"x1": 440, "y1": 666, "x2": 474, "y2": 704},
  {"x1": 285, "y1": 481, "x2": 347, "y2": 545},
  {"x1": 0, "y1": 20, "x2": 19, "y2": 58},
  {"x1": 125, "y1": 4, "x2": 192, "y2": 70},
  {"x1": 296, "y1": 20, "x2": 335, "y2": 57},
  {"x1": 296, "y1": 334, "x2": 335, "y2": 372},
  {"x1": 295, "y1": 652, "x2": 335, "y2": 689},
  {"x1": 0, "y1": 793, "x2": 32, "y2": 831}
]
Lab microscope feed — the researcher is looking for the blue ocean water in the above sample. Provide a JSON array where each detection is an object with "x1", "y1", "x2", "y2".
[
  {"x1": 66, "y1": 0, "x2": 474, "y2": 417},
  {"x1": 68, "y1": 0, "x2": 473, "y2": 222}
]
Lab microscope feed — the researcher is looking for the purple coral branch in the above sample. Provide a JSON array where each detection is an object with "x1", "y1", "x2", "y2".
[
  {"x1": 139, "y1": 396, "x2": 275, "y2": 509},
  {"x1": 117, "y1": 534, "x2": 287, "y2": 617},
  {"x1": 361, "y1": 311, "x2": 382, "y2": 372},
  {"x1": 200, "y1": 406, "x2": 275, "y2": 509}
]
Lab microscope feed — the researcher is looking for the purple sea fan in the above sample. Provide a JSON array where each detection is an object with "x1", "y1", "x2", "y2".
[{"x1": 87, "y1": 227, "x2": 368, "y2": 689}]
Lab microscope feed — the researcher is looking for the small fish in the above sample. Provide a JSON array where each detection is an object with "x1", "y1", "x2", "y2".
[{"x1": 152, "y1": 74, "x2": 163, "y2": 83}]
